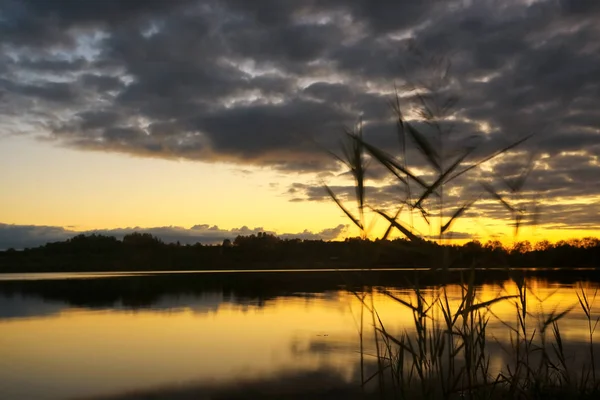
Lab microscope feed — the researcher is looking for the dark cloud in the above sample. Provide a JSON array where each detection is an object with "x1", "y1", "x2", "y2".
[
  {"x1": 80, "y1": 74, "x2": 124, "y2": 92},
  {"x1": 0, "y1": 0, "x2": 197, "y2": 47},
  {"x1": 0, "y1": 78, "x2": 79, "y2": 103},
  {"x1": 0, "y1": 223, "x2": 347, "y2": 250},
  {"x1": 560, "y1": 0, "x2": 600, "y2": 15},
  {"x1": 1, "y1": 0, "x2": 599, "y2": 230},
  {"x1": 15, "y1": 57, "x2": 89, "y2": 73},
  {"x1": 194, "y1": 98, "x2": 352, "y2": 166},
  {"x1": 425, "y1": 232, "x2": 477, "y2": 241}
]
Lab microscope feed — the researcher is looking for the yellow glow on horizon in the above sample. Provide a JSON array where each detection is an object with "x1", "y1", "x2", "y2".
[
  {"x1": 343, "y1": 212, "x2": 599, "y2": 247},
  {"x1": 1, "y1": 135, "x2": 598, "y2": 244},
  {"x1": 0, "y1": 136, "x2": 342, "y2": 234}
]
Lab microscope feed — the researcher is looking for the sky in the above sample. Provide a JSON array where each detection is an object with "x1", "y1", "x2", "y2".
[{"x1": 0, "y1": 0, "x2": 599, "y2": 248}]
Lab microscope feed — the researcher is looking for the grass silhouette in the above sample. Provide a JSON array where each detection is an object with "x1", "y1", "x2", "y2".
[{"x1": 325, "y1": 60, "x2": 599, "y2": 398}]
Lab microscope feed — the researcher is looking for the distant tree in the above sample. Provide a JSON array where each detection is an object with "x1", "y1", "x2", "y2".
[
  {"x1": 581, "y1": 237, "x2": 600, "y2": 248},
  {"x1": 123, "y1": 232, "x2": 163, "y2": 247},
  {"x1": 534, "y1": 240, "x2": 551, "y2": 251},
  {"x1": 511, "y1": 241, "x2": 532, "y2": 254},
  {"x1": 463, "y1": 240, "x2": 482, "y2": 250},
  {"x1": 484, "y1": 240, "x2": 505, "y2": 251}
]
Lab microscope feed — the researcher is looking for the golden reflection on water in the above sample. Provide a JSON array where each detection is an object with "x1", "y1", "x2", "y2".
[
  {"x1": 0, "y1": 295, "x2": 361, "y2": 399},
  {"x1": 370, "y1": 280, "x2": 598, "y2": 342},
  {"x1": 0, "y1": 277, "x2": 598, "y2": 399}
]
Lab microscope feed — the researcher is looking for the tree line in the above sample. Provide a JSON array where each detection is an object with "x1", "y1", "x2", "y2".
[{"x1": 0, "y1": 232, "x2": 598, "y2": 273}]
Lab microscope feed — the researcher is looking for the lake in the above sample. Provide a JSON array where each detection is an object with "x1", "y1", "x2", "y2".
[{"x1": 1, "y1": 269, "x2": 599, "y2": 399}]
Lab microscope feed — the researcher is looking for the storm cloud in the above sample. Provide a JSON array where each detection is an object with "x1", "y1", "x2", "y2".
[{"x1": 1, "y1": 0, "x2": 599, "y2": 231}]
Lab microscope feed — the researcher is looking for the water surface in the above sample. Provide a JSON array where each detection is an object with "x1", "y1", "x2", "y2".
[{"x1": 1, "y1": 269, "x2": 599, "y2": 399}]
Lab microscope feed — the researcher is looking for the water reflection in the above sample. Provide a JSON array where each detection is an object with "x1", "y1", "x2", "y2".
[
  {"x1": 0, "y1": 270, "x2": 599, "y2": 399},
  {"x1": 0, "y1": 295, "x2": 67, "y2": 320}
]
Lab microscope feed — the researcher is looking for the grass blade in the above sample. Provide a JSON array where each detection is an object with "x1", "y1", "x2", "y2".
[
  {"x1": 461, "y1": 295, "x2": 519, "y2": 315},
  {"x1": 374, "y1": 209, "x2": 420, "y2": 242},
  {"x1": 355, "y1": 136, "x2": 427, "y2": 189},
  {"x1": 381, "y1": 206, "x2": 403, "y2": 241},
  {"x1": 481, "y1": 183, "x2": 515, "y2": 213},
  {"x1": 406, "y1": 122, "x2": 440, "y2": 171},
  {"x1": 324, "y1": 184, "x2": 364, "y2": 231},
  {"x1": 446, "y1": 134, "x2": 534, "y2": 184},
  {"x1": 441, "y1": 197, "x2": 478, "y2": 234},
  {"x1": 415, "y1": 146, "x2": 476, "y2": 208}
]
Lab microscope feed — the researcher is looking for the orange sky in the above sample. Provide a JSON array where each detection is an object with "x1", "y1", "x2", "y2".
[{"x1": 1, "y1": 136, "x2": 597, "y2": 246}]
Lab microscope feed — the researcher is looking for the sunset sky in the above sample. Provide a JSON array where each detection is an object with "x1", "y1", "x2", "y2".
[{"x1": 1, "y1": 0, "x2": 599, "y2": 249}]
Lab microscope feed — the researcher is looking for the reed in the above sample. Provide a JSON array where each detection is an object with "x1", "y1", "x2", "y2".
[
  {"x1": 348, "y1": 277, "x2": 599, "y2": 399},
  {"x1": 325, "y1": 59, "x2": 598, "y2": 398}
]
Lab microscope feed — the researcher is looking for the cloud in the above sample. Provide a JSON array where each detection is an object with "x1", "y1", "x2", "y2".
[
  {"x1": 1, "y1": 0, "x2": 600, "y2": 229},
  {"x1": 0, "y1": 224, "x2": 75, "y2": 250},
  {"x1": 425, "y1": 232, "x2": 477, "y2": 241},
  {"x1": 0, "y1": 223, "x2": 347, "y2": 250}
]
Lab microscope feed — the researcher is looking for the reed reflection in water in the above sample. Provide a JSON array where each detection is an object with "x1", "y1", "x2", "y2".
[{"x1": 0, "y1": 271, "x2": 598, "y2": 399}]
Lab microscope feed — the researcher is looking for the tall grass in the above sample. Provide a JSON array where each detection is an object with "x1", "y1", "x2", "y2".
[
  {"x1": 325, "y1": 60, "x2": 599, "y2": 398},
  {"x1": 348, "y1": 279, "x2": 600, "y2": 399}
]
